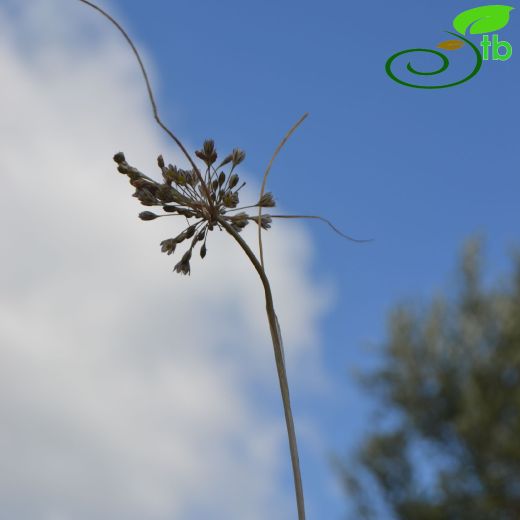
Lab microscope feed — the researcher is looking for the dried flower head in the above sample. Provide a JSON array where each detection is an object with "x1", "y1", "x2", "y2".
[{"x1": 113, "y1": 144, "x2": 276, "y2": 275}]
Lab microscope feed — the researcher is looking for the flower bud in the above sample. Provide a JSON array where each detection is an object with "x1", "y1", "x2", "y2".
[
  {"x1": 113, "y1": 152, "x2": 126, "y2": 164},
  {"x1": 228, "y1": 174, "x2": 239, "y2": 189},
  {"x1": 139, "y1": 211, "x2": 158, "y2": 221},
  {"x1": 163, "y1": 205, "x2": 178, "y2": 213},
  {"x1": 185, "y1": 225, "x2": 197, "y2": 239}
]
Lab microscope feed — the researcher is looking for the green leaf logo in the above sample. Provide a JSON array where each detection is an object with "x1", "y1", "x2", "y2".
[{"x1": 453, "y1": 5, "x2": 514, "y2": 35}]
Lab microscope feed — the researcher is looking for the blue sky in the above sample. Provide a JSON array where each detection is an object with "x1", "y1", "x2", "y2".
[
  {"x1": 100, "y1": 1, "x2": 519, "y2": 517},
  {"x1": 1, "y1": 1, "x2": 518, "y2": 519}
]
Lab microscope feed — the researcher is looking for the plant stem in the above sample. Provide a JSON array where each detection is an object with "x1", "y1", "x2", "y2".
[
  {"x1": 77, "y1": 0, "x2": 214, "y2": 207},
  {"x1": 218, "y1": 217, "x2": 306, "y2": 520},
  {"x1": 257, "y1": 113, "x2": 308, "y2": 269}
]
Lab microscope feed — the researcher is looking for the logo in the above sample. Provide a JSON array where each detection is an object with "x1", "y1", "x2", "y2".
[{"x1": 386, "y1": 5, "x2": 514, "y2": 89}]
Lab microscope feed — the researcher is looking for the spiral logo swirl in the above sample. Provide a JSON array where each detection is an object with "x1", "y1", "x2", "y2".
[{"x1": 385, "y1": 32, "x2": 483, "y2": 89}]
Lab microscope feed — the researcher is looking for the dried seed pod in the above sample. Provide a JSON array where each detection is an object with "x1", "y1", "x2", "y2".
[
  {"x1": 230, "y1": 212, "x2": 249, "y2": 230},
  {"x1": 139, "y1": 211, "x2": 159, "y2": 221},
  {"x1": 131, "y1": 178, "x2": 151, "y2": 189},
  {"x1": 218, "y1": 154, "x2": 233, "y2": 168},
  {"x1": 173, "y1": 169, "x2": 187, "y2": 186},
  {"x1": 156, "y1": 184, "x2": 177, "y2": 203},
  {"x1": 163, "y1": 165, "x2": 177, "y2": 184},
  {"x1": 250, "y1": 214, "x2": 272, "y2": 230},
  {"x1": 231, "y1": 148, "x2": 245, "y2": 166},
  {"x1": 187, "y1": 170, "x2": 199, "y2": 187},
  {"x1": 203, "y1": 139, "x2": 217, "y2": 165},
  {"x1": 160, "y1": 238, "x2": 177, "y2": 255},
  {"x1": 185, "y1": 225, "x2": 197, "y2": 239},
  {"x1": 176, "y1": 207, "x2": 196, "y2": 218},
  {"x1": 258, "y1": 192, "x2": 275, "y2": 208},
  {"x1": 113, "y1": 152, "x2": 126, "y2": 164},
  {"x1": 200, "y1": 243, "x2": 207, "y2": 258},
  {"x1": 195, "y1": 139, "x2": 218, "y2": 166},
  {"x1": 172, "y1": 227, "x2": 196, "y2": 246},
  {"x1": 135, "y1": 188, "x2": 158, "y2": 206},
  {"x1": 218, "y1": 172, "x2": 226, "y2": 186},
  {"x1": 174, "y1": 249, "x2": 192, "y2": 275},
  {"x1": 171, "y1": 191, "x2": 191, "y2": 205},
  {"x1": 157, "y1": 155, "x2": 165, "y2": 168},
  {"x1": 228, "y1": 173, "x2": 239, "y2": 189},
  {"x1": 162, "y1": 205, "x2": 178, "y2": 213},
  {"x1": 223, "y1": 191, "x2": 239, "y2": 208}
]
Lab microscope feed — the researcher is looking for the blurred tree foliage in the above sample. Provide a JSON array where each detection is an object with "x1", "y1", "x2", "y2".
[{"x1": 341, "y1": 240, "x2": 520, "y2": 520}]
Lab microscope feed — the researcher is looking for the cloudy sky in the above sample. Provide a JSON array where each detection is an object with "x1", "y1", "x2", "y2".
[
  {"x1": 1, "y1": 1, "x2": 519, "y2": 519},
  {"x1": 0, "y1": 2, "x2": 333, "y2": 519}
]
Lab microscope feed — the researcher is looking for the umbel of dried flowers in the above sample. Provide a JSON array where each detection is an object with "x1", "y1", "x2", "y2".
[
  {"x1": 78, "y1": 2, "x2": 369, "y2": 519},
  {"x1": 113, "y1": 141, "x2": 274, "y2": 276}
]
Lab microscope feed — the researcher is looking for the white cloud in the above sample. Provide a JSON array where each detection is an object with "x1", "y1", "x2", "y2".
[{"x1": 0, "y1": 1, "x2": 330, "y2": 518}]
